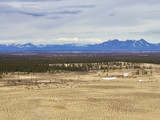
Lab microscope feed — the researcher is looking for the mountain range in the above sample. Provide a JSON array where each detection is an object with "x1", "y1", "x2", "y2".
[{"x1": 0, "y1": 39, "x2": 160, "y2": 52}]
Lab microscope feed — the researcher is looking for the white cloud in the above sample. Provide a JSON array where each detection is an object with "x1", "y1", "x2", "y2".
[
  {"x1": 48, "y1": 37, "x2": 104, "y2": 44},
  {"x1": 0, "y1": 0, "x2": 160, "y2": 44}
]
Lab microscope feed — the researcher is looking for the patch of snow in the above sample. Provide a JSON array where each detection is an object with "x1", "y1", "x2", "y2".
[
  {"x1": 25, "y1": 45, "x2": 32, "y2": 48},
  {"x1": 138, "y1": 80, "x2": 144, "y2": 82},
  {"x1": 71, "y1": 43, "x2": 88, "y2": 47},
  {"x1": 103, "y1": 77, "x2": 118, "y2": 80},
  {"x1": 123, "y1": 73, "x2": 129, "y2": 77},
  {"x1": 97, "y1": 71, "x2": 102, "y2": 73},
  {"x1": 140, "y1": 40, "x2": 143, "y2": 44}
]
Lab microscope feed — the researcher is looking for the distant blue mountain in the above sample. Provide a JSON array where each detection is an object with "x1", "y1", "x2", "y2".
[{"x1": 0, "y1": 39, "x2": 160, "y2": 52}]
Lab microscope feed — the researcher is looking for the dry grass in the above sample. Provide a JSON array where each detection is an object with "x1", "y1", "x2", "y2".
[{"x1": 0, "y1": 63, "x2": 160, "y2": 120}]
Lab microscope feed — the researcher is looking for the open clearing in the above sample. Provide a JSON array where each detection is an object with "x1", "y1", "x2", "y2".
[{"x1": 0, "y1": 63, "x2": 160, "y2": 120}]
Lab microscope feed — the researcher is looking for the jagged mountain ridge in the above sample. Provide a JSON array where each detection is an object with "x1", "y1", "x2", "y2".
[{"x1": 0, "y1": 39, "x2": 160, "y2": 52}]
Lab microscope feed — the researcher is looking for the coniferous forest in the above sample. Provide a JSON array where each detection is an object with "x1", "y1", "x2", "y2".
[{"x1": 0, "y1": 54, "x2": 160, "y2": 73}]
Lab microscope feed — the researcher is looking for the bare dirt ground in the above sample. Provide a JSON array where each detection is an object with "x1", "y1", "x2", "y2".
[{"x1": 0, "y1": 64, "x2": 160, "y2": 120}]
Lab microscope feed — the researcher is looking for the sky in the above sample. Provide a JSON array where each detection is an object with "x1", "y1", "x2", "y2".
[{"x1": 0, "y1": 0, "x2": 160, "y2": 45}]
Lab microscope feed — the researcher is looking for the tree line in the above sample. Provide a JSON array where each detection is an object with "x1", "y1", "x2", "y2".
[{"x1": 0, "y1": 55, "x2": 159, "y2": 73}]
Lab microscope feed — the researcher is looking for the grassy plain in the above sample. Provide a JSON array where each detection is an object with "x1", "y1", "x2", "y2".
[{"x1": 0, "y1": 63, "x2": 160, "y2": 120}]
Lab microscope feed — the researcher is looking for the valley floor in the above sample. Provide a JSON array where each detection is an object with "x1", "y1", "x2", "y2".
[{"x1": 0, "y1": 64, "x2": 160, "y2": 120}]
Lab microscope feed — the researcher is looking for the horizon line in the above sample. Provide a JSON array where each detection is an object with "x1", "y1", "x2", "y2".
[{"x1": 0, "y1": 39, "x2": 159, "y2": 45}]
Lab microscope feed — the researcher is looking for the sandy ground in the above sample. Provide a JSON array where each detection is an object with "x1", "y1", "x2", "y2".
[{"x1": 0, "y1": 65, "x2": 160, "y2": 120}]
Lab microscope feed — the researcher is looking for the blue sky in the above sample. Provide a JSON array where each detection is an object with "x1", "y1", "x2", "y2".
[{"x1": 0, "y1": 0, "x2": 160, "y2": 44}]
